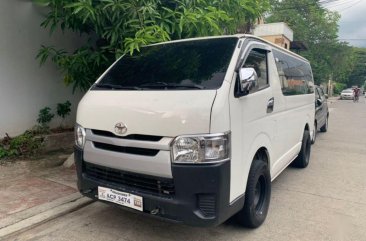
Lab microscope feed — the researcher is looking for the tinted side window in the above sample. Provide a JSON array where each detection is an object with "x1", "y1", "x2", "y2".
[
  {"x1": 273, "y1": 49, "x2": 314, "y2": 95},
  {"x1": 243, "y1": 49, "x2": 268, "y2": 92}
]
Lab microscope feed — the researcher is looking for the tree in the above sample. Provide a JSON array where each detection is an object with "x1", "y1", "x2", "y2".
[
  {"x1": 267, "y1": 0, "x2": 355, "y2": 85},
  {"x1": 347, "y1": 48, "x2": 366, "y2": 88},
  {"x1": 34, "y1": 0, "x2": 269, "y2": 92}
]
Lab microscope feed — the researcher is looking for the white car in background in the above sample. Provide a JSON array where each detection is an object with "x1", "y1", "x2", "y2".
[{"x1": 340, "y1": 89, "x2": 354, "y2": 100}]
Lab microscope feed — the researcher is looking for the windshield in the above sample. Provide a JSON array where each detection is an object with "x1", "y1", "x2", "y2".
[
  {"x1": 93, "y1": 38, "x2": 238, "y2": 91},
  {"x1": 343, "y1": 90, "x2": 352, "y2": 93}
]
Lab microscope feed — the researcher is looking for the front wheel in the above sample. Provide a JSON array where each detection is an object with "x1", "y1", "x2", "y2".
[{"x1": 236, "y1": 158, "x2": 271, "y2": 228}]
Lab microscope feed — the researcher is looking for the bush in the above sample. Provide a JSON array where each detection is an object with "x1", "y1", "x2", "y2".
[
  {"x1": 333, "y1": 82, "x2": 347, "y2": 95},
  {"x1": 0, "y1": 131, "x2": 43, "y2": 159},
  {"x1": 37, "y1": 107, "x2": 54, "y2": 129},
  {"x1": 56, "y1": 101, "x2": 72, "y2": 128}
]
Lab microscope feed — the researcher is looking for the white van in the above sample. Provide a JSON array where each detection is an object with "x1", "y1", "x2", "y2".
[{"x1": 75, "y1": 35, "x2": 315, "y2": 228}]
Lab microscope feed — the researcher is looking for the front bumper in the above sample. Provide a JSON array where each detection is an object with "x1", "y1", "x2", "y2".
[
  {"x1": 341, "y1": 95, "x2": 353, "y2": 99},
  {"x1": 74, "y1": 147, "x2": 244, "y2": 227}
]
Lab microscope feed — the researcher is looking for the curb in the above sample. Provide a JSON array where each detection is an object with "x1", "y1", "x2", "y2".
[
  {"x1": 63, "y1": 153, "x2": 75, "y2": 168},
  {"x1": 0, "y1": 193, "x2": 94, "y2": 239}
]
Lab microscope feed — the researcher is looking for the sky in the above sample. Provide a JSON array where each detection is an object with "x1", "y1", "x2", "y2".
[{"x1": 324, "y1": 0, "x2": 366, "y2": 48}]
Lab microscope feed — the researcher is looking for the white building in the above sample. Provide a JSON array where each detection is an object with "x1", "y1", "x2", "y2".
[{"x1": 0, "y1": 0, "x2": 84, "y2": 137}]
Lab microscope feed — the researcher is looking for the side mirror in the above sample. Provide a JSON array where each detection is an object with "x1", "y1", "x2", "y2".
[
  {"x1": 238, "y1": 67, "x2": 258, "y2": 95},
  {"x1": 324, "y1": 94, "x2": 328, "y2": 99},
  {"x1": 316, "y1": 98, "x2": 322, "y2": 106}
]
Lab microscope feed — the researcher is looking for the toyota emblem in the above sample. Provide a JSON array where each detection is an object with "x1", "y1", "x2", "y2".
[{"x1": 114, "y1": 122, "x2": 127, "y2": 135}]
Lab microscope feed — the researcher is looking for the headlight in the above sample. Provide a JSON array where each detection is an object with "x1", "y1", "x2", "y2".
[
  {"x1": 75, "y1": 124, "x2": 86, "y2": 148},
  {"x1": 171, "y1": 133, "x2": 230, "y2": 164}
]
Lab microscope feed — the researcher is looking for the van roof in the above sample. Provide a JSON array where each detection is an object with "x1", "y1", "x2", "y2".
[{"x1": 148, "y1": 34, "x2": 309, "y2": 63}]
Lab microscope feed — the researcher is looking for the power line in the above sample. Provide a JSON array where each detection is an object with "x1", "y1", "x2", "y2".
[
  {"x1": 323, "y1": 0, "x2": 359, "y2": 8},
  {"x1": 323, "y1": 0, "x2": 359, "y2": 9},
  {"x1": 337, "y1": 0, "x2": 363, "y2": 12},
  {"x1": 319, "y1": 0, "x2": 342, "y2": 4},
  {"x1": 271, "y1": 0, "x2": 348, "y2": 11}
]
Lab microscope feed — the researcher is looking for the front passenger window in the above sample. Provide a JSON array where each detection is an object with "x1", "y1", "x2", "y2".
[{"x1": 243, "y1": 49, "x2": 268, "y2": 92}]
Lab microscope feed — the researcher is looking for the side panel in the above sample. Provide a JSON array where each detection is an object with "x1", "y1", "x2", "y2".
[
  {"x1": 226, "y1": 41, "x2": 276, "y2": 201},
  {"x1": 228, "y1": 81, "x2": 274, "y2": 201},
  {"x1": 270, "y1": 48, "x2": 315, "y2": 178},
  {"x1": 271, "y1": 95, "x2": 314, "y2": 177},
  {"x1": 225, "y1": 40, "x2": 315, "y2": 201}
]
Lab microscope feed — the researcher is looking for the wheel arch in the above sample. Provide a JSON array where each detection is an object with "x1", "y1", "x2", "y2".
[
  {"x1": 253, "y1": 147, "x2": 270, "y2": 166},
  {"x1": 304, "y1": 123, "x2": 310, "y2": 132},
  {"x1": 241, "y1": 133, "x2": 272, "y2": 193},
  {"x1": 302, "y1": 122, "x2": 311, "y2": 141}
]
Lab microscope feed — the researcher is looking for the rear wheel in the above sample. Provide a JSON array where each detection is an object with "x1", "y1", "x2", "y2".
[
  {"x1": 320, "y1": 116, "x2": 328, "y2": 132},
  {"x1": 236, "y1": 157, "x2": 271, "y2": 228},
  {"x1": 292, "y1": 130, "x2": 311, "y2": 168}
]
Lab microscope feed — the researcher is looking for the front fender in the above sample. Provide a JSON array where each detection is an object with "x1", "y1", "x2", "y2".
[{"x1": 241, "y1": 132, "x2": 272, "y2": 192}]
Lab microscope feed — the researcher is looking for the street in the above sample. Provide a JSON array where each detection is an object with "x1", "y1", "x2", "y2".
[{"x1": 7, "y1": 99, "x2": 366, "y2": 241}]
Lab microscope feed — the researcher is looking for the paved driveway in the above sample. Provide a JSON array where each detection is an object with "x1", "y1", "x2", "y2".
[{"x1": 8, "y1": 99, "x2": 366, "y2": 241}]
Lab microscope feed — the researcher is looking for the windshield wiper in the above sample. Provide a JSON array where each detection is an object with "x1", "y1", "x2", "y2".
[
  {"x1": 139, "y1": 82, "x2": 169, "y2": 88},
  {"x1": 167, "y1": 84, "x2": 205, "y2": 89},
  {"x1": 94, "y1": 83, "x2": 141, "y2": 90},
  {"x1": 139, "y1": 82, "x2": 205, "y2": 90}
]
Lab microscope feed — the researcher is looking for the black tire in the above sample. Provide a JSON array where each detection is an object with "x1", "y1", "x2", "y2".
[
  {"x1": 311, "y1": 122, "x2": 317, "y2": 144},
  {"x1": 292, "y1": 130, "x2": 311, "y2": 168},
  {"x1": 320, "y1": 116, "x2": 328, "y2": 132},
  {"x1": 236, "y1": 158, "x2": 271, "y2": 228}
]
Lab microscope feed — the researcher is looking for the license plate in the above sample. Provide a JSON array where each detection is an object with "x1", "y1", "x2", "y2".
[{"x1": 98, "y1": 186, "x2": 143, "y2": 211}]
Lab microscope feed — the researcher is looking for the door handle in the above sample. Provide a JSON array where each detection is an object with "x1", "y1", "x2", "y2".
[{"x1": 267, "y1": 97, "x2": 274, "y2": 113}]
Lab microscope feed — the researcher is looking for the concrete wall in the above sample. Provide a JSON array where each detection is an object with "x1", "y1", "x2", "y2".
[{"x1": 0, "y1": 0, "x2": 85, "y2": 137}]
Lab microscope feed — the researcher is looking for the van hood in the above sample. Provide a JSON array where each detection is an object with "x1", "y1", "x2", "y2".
[{"x1": 77, "y1": 90, "x2": 217, "y2": 137}]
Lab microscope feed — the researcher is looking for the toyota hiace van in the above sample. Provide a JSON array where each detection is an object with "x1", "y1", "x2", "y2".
[{"x1": 74, "y1": 35, "x2": 315, "y2": 228}]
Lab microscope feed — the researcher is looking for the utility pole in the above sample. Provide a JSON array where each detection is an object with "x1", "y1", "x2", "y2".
[{"x1": 328, "y1": 74, "x2": 332, "y2": 97}]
